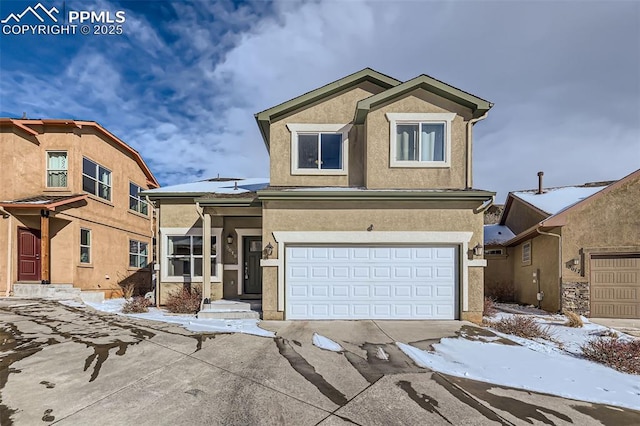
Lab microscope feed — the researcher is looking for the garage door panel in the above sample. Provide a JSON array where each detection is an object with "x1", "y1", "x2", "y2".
[
  {"x1": 286, "y1": 245, "x2": 457, "y2": 320},
  {"x1": 591, "y1": 254, "x2": 640, "y2": 319}
]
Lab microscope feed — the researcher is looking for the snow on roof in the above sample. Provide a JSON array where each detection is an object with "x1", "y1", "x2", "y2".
[
  {"x1": 143, "y1": 178, "x2": 269, "y2": 195},
  {"x1": 513, "y1": 185, "x2": 607, "y2": 215},
  {"x1": 484, "y1": 224, "x2": 516, "y2": 245}
]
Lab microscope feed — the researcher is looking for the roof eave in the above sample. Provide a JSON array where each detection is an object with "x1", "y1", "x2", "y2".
[
  {"x1": 354, "y1": 76, "x2": 493, "y2": 124},
  {"x1": 255, "y1": 68, "x2": 402, "y2": 149},
  {"x1": 258, "y1": 189, "x2": 495, "y2": 202}
]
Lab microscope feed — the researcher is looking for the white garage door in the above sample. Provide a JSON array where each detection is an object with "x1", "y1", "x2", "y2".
[{"x1": 285, "y1": 246, "x2": 457, "y2": 320}]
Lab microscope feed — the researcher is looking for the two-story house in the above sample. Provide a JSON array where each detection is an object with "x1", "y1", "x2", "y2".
[
  {"x1": 144, "y1": 68, "x2": 494, "y2": 322},
  {"x1": 0, "y1": 119, "x2": 159, "y2": 299}
]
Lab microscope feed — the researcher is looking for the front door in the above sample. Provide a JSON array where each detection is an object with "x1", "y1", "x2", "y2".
[
  {"x1": 243, "y1": 236, "x2": 262, "y2": 294},
  {"x1": 18, "y1": 228, "x2": 41, "y2": 281}
]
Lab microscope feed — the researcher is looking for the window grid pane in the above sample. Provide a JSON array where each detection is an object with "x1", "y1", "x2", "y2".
[
  {"x1": 320, "y1": 133, "x2": 342, "y2": 169},
  {"x1": 298, "y1": 134, "x2": 319, "y2": 169},
  {"x1": 47, "y1": 152, "x2": 68, "y2": 188},
  {"x1": 166, "y1": 233, "x2": 219, "y2": 279},
  {"x1": 396, "y1": 124, "x2": 418, "y2": 161}
]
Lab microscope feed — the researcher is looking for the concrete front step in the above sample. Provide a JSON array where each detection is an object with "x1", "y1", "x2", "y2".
[
  {"x1": 197, "y1": 310, "x2": 260, "y2": 320},
  {"x1": 13, "y1": 283, "x2": 81, "y2": 299}
]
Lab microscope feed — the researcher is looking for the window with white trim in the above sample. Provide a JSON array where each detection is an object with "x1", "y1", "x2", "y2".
[
  {"x1": 522, "y1": 241, "x2": 532, "y2": 265},
  {"x1": 80, "y1": 228, "x2": 91, "y2": 263},
  {"x1": 287, "y1": 123, "x2": 351, "y2": 175},
  {"x1": 129, "y1": 182, "x2": 148, "y2": 215},
  {"x1": 163, "y1": 228, "x2": 221, "y2": 282},
  {"x1": 46, "y1": 151, "x2": 68, "y2": 187},
  {"x1": 387, "y1": 113, "x2": 455, "y2": 167},
  {"x1": 82, "y1": 157, "x2": 112, "y2": 201},
  {"x1": 129, "y1": 240, "x2": 149, "y2": 268}
]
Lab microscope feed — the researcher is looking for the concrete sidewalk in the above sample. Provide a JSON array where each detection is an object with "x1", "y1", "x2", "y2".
[
  {"x1": 1, "y1": 298, "x2": 638, "y2": 425},
  {"x1": 590, "y1": 318, "x2": 640, "y2": 338}
]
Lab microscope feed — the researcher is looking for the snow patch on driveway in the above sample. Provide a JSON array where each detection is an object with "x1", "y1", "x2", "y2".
[
  {"x1": 83, "y1": 298, "x2": 275, "y2": 338},
  {"x1": 312, "y1": 333, "x2": 343, "y2": 352},
  {"x1": 396, "y1": 314, "x2": 640, "y2": 411}
]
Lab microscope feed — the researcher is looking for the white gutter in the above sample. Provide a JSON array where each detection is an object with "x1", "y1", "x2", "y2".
[
  {"x1": 146, "y1": 196, "x2": 159, "y2": 307},
  {"x1": 1, "y1": 207, "x2": 12, "y2": 297},
  {"x1": 466, "y1": 111, "x2": 489, "y2": 189},
  {"x1": 536, "y1": 227, "x2": 562, "y2": 312}
]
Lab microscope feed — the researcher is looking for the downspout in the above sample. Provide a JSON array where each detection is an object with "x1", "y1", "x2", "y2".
[
  {"x1": 536, "y1": 227, "x2": 562, "y2": 312},
  {"x1": 195, "y1": 202, "x2": 205, "y2": 311},
  {"x1": 466, "y1": 111, "x2": 489, "y2": 189},
  {"x1": 1, "y1": 207, "x2": 12, "y2": 297},
  {"x1": 474, "y1": 195, "x2": 495, "y2": 214},
  {"x1": 146, "y1": 196, "x2": 159, "y2": 308}
]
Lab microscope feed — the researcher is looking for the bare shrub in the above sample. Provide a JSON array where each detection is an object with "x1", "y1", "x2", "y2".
[
  {"x1": 483, "y1": 297, "x2": 497, "y2": 317},
  {"x1": 122, "y1": 297, "x2": 151, "y2": 314},
  {"x1": 119, "y1": 282, "x2": 136, "y2": 299},
  {"x1": 165, "y1": 286, "x2": 202, "y2": 314},
  {"x1": 485, "y1": 281, "x2": 515, "y2": 303},
  {"x1": 582, "y1": 338, "x2": 640, "y2": 375},
  {"x1": 488, "y1": 315, "x2": 553, "y2": 340},
  {"x1": 564, "y1": 311, "x2": 584, "y2": 328}
]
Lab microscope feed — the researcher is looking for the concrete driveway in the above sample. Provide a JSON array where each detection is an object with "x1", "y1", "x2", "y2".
[{"x1": 1, "y1": 299, "x2": 639, "y2": 425}]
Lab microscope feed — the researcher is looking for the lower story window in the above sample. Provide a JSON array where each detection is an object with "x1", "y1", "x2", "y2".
[
  {"x1": 129, "y1": 240, "x2": 149, "y2": 268},
  {"x1": 80, "y1": 229, "x2": 91, "y2": 263},
  {"x1": 166, "y1": 235, "x2": 217, "y2": 279}
]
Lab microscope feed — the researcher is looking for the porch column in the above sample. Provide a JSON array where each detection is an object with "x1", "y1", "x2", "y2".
[
  {"x1": 202, "y1": 212, "x2": 212, "y2": 301},
  {"x1": 40, "y1": 209, "x2": 50, "y2": 284}
]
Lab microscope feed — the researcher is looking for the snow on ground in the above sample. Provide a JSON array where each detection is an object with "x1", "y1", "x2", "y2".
[
  {"x1": 312, "y1": 333, "x2": 343, "y2": 352},
  {"x1": 83, "y1": 298, "x2": 275, "y2": 338},
  {"x1": 397, "y1": 312, "x2": 640, "y2": 410}
]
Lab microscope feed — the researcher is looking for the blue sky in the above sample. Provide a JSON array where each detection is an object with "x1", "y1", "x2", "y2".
[{"x1": 1, "y1": 0, "x2": 639, "y2": 202}]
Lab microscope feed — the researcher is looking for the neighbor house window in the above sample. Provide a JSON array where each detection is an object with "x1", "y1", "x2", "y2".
[
  {"x1": 46, "y1": 151, "x2": 68, "y2": 187},
  {"x1": 287, "y1": 123, "x2": 351, "y2": 175},
  {"x1": 80, "y1": 229, "x2": 91, "y2": 263},
  {"x1": 129, "y1": 240, "x2": 149, "y2": 268},
  {"x1": 166, "y1": 234, "x2": 218, "y2": 280},
  {"x1": 82, "y1": 157, "x2": 111, "y2": 201},
  {"x1": 129, "y1": 182, "x2": 148, "y2": 215},
  {"x1": 387, "y1": 113, "x2": 455, "y2": 167},
  {"x1": 522, "y1": 241, "x2": 532, "y2": 265},
  {"x1": 485, "y1": 248, "x2": 505, "y2": 256}
]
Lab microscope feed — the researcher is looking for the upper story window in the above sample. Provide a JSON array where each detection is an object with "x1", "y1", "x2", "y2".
[
  {"x1": 83, "y1": 157, "x2": 111, "y2": 201},
  {"x1": 129, "y1": 182, "x2": 148, "y2": 215},
  {"x1": 386, "y1": 113, "x2": 455, "y2": 168},
  {"x1": 46, "y1": 151, "x2": 68, "y2": 187},
  {"x1": 287, "y1": 123, "x2": 352, "y2": 175}
]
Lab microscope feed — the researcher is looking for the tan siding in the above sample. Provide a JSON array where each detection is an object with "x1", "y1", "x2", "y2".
[{"x1": 365, "y1": 89, "x2": 472, "y2": 190}]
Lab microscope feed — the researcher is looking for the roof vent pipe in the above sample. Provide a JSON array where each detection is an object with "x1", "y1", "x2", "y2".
[{"x1": 537, "y1": 171, "x2": 544, "y2": 194}]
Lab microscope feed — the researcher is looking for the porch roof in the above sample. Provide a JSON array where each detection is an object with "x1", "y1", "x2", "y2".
[
  {"x1": 142, "y1": 177, "x2": 270, "y2": 199},
  {"x1": 0, "y1": 194, "x2": 88, "y2": 210}
]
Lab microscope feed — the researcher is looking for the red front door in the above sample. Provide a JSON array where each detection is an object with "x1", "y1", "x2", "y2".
[{"x1": 18, "y1": 228, "x2": 41, "y2": 281}]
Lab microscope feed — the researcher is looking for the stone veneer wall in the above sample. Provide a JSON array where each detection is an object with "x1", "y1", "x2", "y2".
[{"x1": 561, "y1": 282, "x2": 590, "y2": 316}]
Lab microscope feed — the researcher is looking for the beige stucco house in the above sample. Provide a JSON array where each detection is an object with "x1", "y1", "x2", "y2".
[
  {"x1": 145, "y1": 68, "x2": 495, "y2": 322},
  {"x1": 0, "y1": 118, "x2": 158, "y2": 298},
  {"x1": 484, "y1": 169, "x2": 640, "y2": 318}
]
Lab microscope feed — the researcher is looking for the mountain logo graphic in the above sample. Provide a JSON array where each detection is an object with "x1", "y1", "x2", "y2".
[{"x1": 1, "y1": 3, "x2": 59, "y2": 24}]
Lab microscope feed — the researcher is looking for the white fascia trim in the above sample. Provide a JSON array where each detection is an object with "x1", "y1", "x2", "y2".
[
  {"x1": 272, "y1": 231, "x2": 473, "y2": 312},
  {"x1": 160, "y1": 227, "x2": 223, "y2": 283},
  {"x1": 386, "y1": 112, "x2": 455, "y2": 168},
  {"x1": 235, "y1": 228, "x2": 262, "y2": 295},
  {"x1": 287, "y1": 123, "x2": 352, "y2": 176}
]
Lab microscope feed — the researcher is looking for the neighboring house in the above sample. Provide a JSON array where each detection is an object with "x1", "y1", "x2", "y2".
[
  {"x1": 144, "y1": 68, "x2": 495, "y2": 322},
  {"x1": 0, "y1": 118, "x2": 159, "y2": 298},
  {"x1": 484, "y1": 170, "x2": 640, "y2": 318}
]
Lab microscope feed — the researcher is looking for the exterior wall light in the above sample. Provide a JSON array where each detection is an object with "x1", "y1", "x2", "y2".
[
  {"x1": 226, "y1": 234, "x2": 234, "y2": 245},
  {"x1": 265, "y1": 242, "x2": 274, "y2": 257},
  {"x1": 473, "y1": 243, "x2": 483, "y2": 257}
]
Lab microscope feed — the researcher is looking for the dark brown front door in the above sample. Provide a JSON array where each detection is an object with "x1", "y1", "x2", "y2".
[
  {"x1": 18, "y1": 228, "x2": 41, "y2": 281},
  {"x1": 244, "y1": 236, "x2": 262, "y2": 294}
]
